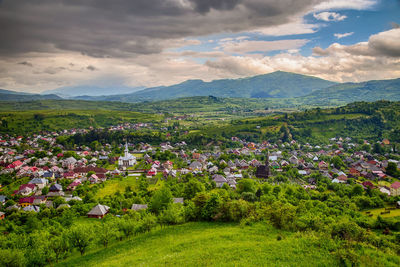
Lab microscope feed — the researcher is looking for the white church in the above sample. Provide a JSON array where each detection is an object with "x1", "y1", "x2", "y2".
[{"x1": 118, "y1": 143, "x2": 136, "y2": 169}]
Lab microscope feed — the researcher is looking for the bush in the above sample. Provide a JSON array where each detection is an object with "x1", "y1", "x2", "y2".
[{"x1": 0, "y1": 249, "x2": 25, "y2": 267}]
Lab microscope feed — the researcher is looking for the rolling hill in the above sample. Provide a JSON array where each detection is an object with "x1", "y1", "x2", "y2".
[
  {"x1": 74, "y1": 71, "x2": 336, "y2": 102},
  {"x1": 299, "y1": 78, "x2": 400, "y2": 106},
  {"x1": 0, "y1": 88, "x2": 62, "y2": 102},
  {"x1": 57, "y1": 222, "x2": 398, "y2": 267}
]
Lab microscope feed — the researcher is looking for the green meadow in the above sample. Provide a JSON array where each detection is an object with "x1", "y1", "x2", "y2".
[{"x1": 57, "y1": 222, "x2": 400, "y2": 267}]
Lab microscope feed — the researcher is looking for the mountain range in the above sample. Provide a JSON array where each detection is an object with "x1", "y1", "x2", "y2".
[
  {"x1": 1, "y1": 71, "x2": 399, "y2": 106},
  {"x1": 72, "y1": 71, "x2": 337, "y2": 102}
]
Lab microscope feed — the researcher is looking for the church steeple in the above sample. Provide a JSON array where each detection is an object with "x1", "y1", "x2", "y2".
[{"x1": 124, "y1": 142, "x2": 129, "y2": 157}]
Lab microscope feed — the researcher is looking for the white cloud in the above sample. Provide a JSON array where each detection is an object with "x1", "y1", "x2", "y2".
[
  {"x1": 253, "y1": 18, "x2": 318, "y2": 36},
  {"x1": 219, "y1": 39, "x2": 309, "y2": 54},
  {"x1": 316, "y1": 28, "x2": 400, "y2": 57},
  {"x1": 334, "y1": 32, "x2": 354, "y2": 39},
  {"x1": 314, "y1": 0, "x2": 377, "y2": 11},
  {"x1": 313, "y1": 12, "x2": 347, "y2": 22}
]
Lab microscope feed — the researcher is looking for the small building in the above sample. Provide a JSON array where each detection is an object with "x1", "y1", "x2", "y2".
[
  {"x1": 131, "y1": 204, "x2": 148, "y2": 211},
  {"x1": 256, "y1": 157, "x2": 269, "y2": 179},
  {"x1": 173, "y1": 198, "x2": 184, "y2": 204},
  {"x1": 87, "y1": 204, "x2": 110, "y2": 219},
  {"x1": 213, "y1": 174, "x2": 227, "y2": 188},
  {"x1": 390, "y1": 181, "x2": 400, "y2": 197},
  {"x1": 0, "y1": 211, "x2": 5, "y2": 220}
]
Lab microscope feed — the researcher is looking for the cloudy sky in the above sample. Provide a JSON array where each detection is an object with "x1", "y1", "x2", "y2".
[{"x1": 0, "y1": 0, "x2": 399, "y2": 93}]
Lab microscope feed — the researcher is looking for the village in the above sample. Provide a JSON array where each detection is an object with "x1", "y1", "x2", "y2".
[{"x1": 1, "y1": 124, "x2": 400, "y2": 221}]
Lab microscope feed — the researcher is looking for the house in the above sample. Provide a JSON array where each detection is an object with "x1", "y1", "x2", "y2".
[
  {"x1": 173, "y1": 198, "x2": 184, "y2": 204},
  {"x1": 87, "y1": 204, "x2": 110, "y2": 219},
  {"x1": 23, "y1": 205, "x2": 40, "y2": 212},
  {"x1": 390, "y1": 181, "x2": 400, "y2": 197},
  {"x1": 0, "y1": 195, "x2": 6, "y2": 206},
  {"x1": 337, "y1": 175, "x2": 348, "y2": 183},
  {"x1": 189, "y1": 161, "x2": 202, "y2": 171},
  {"x1": 67, "y1": 179, "x2": 82, "y2": 191},
  {"x1": 348, "y1": 168, "x2": 360, "y2": 178},
  {"x1": 131, "y1": 204, "x2": 148, "y2": 211},
  {"x1": 19, "y1": 197, "x2": 35, "y2": 207},
  {"x1": 89, "y1": 174, "x2": 99, "y2": 184},
  {"x1": 318, "y1": 161, "x2": 329, "y2": 170},
  {"x1": 63, "y1": 171, "x2": 76, "y2": 179},
  {"x1": 212, "y1": 174, "x2": 227, "y2": 188},
  {"x1": 42, "y1": 171, "x2": 55, "y2": 179},
  {"x1": 362, "y1": 181, "x2": 374, "y2": 189},
  {"x1": 289, "y1": 155, "x2": 299, "y2": 165},
  {"x1": 29, "y1": 178, "x2": 48, "y2": 189},
  {"x1": 379, "y1": 187, "x2": 390, "y2": 196},
  {"x1": 147, "y1": 167, "x2": 157, "y2": 176},
  {"x1": 47, "y1": 184, "x2": 64, "y2": 197},
  {"x1": 18, "y1": 184, "x2": 36, "y2": 196},
  {"x1": 0, "y1": 211, "x2": 5, "y2": 220}
]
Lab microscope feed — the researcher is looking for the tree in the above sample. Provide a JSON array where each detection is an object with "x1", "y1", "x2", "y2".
[
  {"x1": 386, "y1": 162, "x2": 399, "y2": 177},
  {"x1": 159, "y1": 203, "x2": 185, "y2": 226},
  {"x1": 237, "y1": 179, "x2": 256, "y2": 194},
  {"x1": 68, "y1": 226, "x2": 93, "y2": 255},
  {"x1": 149, "y1": 187, "x2": 172, "y2": 214},
  {"x1": 0, "y1": 249, "x2": 25, "y2": 267},
  {"x1": 389, "y1": 128, "x2": 400, "y2": 153},
  {"x1": 97, "y1": 221, "x2": 117, "y2": 247},
  {"x1": 50, "y1": 234, "x2": 70, "y2": 262},
  {"x1": 331, "y1": 156, "x2": 345, "y2": 169},
  {"x1": 184, "y1": 179, "x2": 205, "y2": 200},
  {"x1": 201, "y1": 193, "x2": 222, "y2": 221},
  {"x1": 117, "y1": 219, "x2": 136, "y2": 240},
  {"x1": 41, "y1": 186, "x2": 49, "y2": 195},
  {"x1": 351, "y1": 184, "x2": 364, "y2": 197}
]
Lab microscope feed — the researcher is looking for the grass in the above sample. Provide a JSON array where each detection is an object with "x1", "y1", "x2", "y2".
[
  {"x1": 363, "y1": 207, "x2": 400, "y2": 218},
  {"x1": 95, "y1": 177, "x2": 138, "y2": 199},
  {"x1": 57, "y1": 222, "x2": 400, "y2": 267}
]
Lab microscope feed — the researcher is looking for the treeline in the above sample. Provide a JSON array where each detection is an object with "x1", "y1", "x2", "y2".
[{"x1": 2, "y1": 173, "x2": 400, "y2": 266}]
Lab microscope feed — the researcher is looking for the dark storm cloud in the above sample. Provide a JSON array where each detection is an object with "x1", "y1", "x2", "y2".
[
  {"x1": 86, "y1": 65, "x2": 98, "y2": 71},
  {"x1": 18, "y1": 61, "x2": 33, "y2": 67},
  {"x1": 189, "y1": 0, "x2": 241, "y2": 13},
  {"x1": 0, "y1": 0, "x2": 322, "y2": 57}
]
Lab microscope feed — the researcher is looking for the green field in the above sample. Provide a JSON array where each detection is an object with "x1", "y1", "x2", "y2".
[
  {"x1": 363, "y1": 207, "x2": 400, "y2": 219},
  {"x1": 95, "y1": 176, "x2": 139, "y2": 199},
  {"x1": 57, "y1": 222, "x2": 400, "y2": 267},
  {"x1": 0, "y1": 109, "x2": 161, "y2": 134}
]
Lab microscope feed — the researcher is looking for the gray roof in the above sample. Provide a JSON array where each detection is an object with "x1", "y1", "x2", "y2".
[
  {"x1": 49, "y1": 184, "x2": 63, "y2": 191},
  {"x1": 29, "y1": 178, "x2": 48, "y2": 184},
  {"x1": 131, "y1": 204, "x2": 148, "y2": 211},
  {"x1": 173, "y1": 198, "x2": 184, "y2": 204},
  {"x1": 213, "y1": 174, "x2": 227, "y2": 182},
  {"x1": 87, "y1": 204, "x2": 110, "y2": 216}
]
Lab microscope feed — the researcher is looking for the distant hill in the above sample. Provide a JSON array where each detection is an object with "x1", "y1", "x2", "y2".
[
  {"x1": 0, "y1": 88, "x2": 62, "y2": 101},
  {"x1": 74, "y1": 71, "x2": 337, "y2": 102},
  {"x1": 42, "y1": 85, "x2": 144, "y2": 97},
  {"x1": 0, "y1": 93, "x2": 62, "y2": 101},
  {"x1": 0, "y1": 88, "x2": 32, "y2": 95},
  {"x1": 300, "y1": 78, "x2": 400, "y2": 106}
]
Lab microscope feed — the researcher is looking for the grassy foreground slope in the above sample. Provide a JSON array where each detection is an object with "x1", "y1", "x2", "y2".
[{"x1": 58, "y1": 222, "x2": 398, "y2": 267}]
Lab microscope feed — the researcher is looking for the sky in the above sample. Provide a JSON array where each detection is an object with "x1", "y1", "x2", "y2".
[{"x1": 0, "y1": 0, "x2": 399, "y2": 93}]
